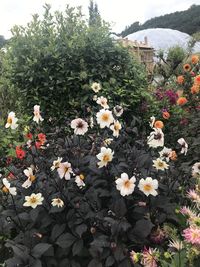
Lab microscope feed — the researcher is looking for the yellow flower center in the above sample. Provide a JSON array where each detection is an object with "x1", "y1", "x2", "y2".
[
  {"x1": 56, "y1": 199, "x2": 61, "y2": 203},
  {"x1": 102, "y1": 114, "x2": 109, "y2": 122},
  {"x1": 114, "y1": 124, "x2": 120, "y2": 131},
  {"x1": 55, "y1": 162, "x2": 60, "y2": 168},
  {"x1": 158, "y1": 162, "x2": 164, "y2": 167},
  {"x1": 192, "y1": 232, "x2": 198, "y2": 239},
  {"x1": 79, "y1": 174, "x2": 85, "y2": 180},
  {"x1": 30, "y1": 175, "x2": 36, "y2": 182},
  {"x1": 144, "y1": 184, "x2": 152, "y2": 192},
  {"x1": 103, "y1": 154, "x2": 110, "y2": 162},
  {"x1": 124, "y1": 180, "x2": 131, "y2": 188},
  {"x1": 7, "y1": 117, "x2": 12, "y2": 124},
  {"x1": 64, "y1": 167, "x2": 69, "y2": 173},
  {"x1": 30, "y1": 197, "x2": 37, "y2": 204},
  {"x1": 2, "y1": 186, "x2": 9, "y2": 193}
]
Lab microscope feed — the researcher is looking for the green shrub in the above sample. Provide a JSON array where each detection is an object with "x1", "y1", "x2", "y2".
[{"x1": 1, "y1": 4, "x2": 148, "y2": 123}]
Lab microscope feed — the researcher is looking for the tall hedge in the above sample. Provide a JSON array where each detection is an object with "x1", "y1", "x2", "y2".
[{"x1": 1, "y1": 4, "x2": 148, "y2": 121}]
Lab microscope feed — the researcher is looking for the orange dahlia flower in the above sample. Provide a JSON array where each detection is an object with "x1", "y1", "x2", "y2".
[
  {"x1": 191, "y1": 55, "x2": 199, "y2": 64},
  {"x1": 177, "y1": 75, "x2": 184, "y2": 84},
  {"x1": 177, "y1": 97, "x2": 188, "y2": 106},
  {"x1": 154, "y1": 120, "x2": 164, "y2": 129},
  {"x1": 194, "y1": 75, "x2": 200, "y2": 85},
  {"x1": 183, "y1": 64, "x2": 191, "y2": 72},
  {"x1": 191, "y1": 85, "x2": 199, "y2": 94},
  {"x1": 162, "y1": 111, "x2": 170, "y2": 119}
]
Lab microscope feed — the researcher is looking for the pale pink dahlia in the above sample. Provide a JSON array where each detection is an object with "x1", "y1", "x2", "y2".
[{"x1": 182, "y1": 227, "x2": 200, "y2": 245}]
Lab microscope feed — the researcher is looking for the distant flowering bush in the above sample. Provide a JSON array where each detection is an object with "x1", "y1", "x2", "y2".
[{"x1": 0, "y1": 85, "x2": 199, "y2": 267}]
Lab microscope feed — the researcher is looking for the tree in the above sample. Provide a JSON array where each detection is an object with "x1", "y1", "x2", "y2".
[
  {"x1": 0, "y1": 35, "x2": 6, "y2": 48},
  {"x1": 88, "y1": 0, "x2": 101, "y2": 27}
]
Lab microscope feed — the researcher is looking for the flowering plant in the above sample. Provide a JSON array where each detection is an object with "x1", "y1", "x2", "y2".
[{"x1": 1, "y1": 86, "x2": 199, "y2": 267}]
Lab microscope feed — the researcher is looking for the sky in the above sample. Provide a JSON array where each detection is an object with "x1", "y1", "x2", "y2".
[{"x1": 0, "y1": 0, "x2": 199, "y2": 38}]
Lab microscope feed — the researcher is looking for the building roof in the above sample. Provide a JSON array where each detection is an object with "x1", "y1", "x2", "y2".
[{"x1": 127, "y1": 28, "x2": 200, "y2": 53}]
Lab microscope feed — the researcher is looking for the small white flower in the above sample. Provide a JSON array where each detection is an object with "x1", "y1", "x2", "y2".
[
  {"x1": 115, "y1": 173, "x2": 136, "y2": 196},
  {"x1": 147, "y1": 128, "x2": 164, "y2": 148},
  {"x1": 75, "y1": 174, "x2": 85, "y2": 188},
  {"x1": 152, "y1": 158, "x2": 169, "y2": 171},
  {"x1": 33, "y1": 105, "x2": 44, "y2": 124},
  {"x1": 26, "y1": 140, "x2": 32, "y2": 148},
  {"x1": 103, "y1": 138, "x2": 113, "y2": 146},
  {"x1": 22, "y1": 167, "x2": 36, "y2": 189},
  {"x1": 91, "y1": 82, "x2": 101, "y2": 93},
  {"x1": 5, "y1": 112, "x2": 18, "y2": 129},
  {"x1": 23, "y1": 193, "x2": 44, "y2": 209},
  {"x1": 2, "y1": 178, "x2": 17, "y2": 196},
  {"x1": 70, "y1": 118, "x2": 88, "y2": 135},
  {"x1": 110, "y1": 120, "x2": 122, "y2": 138},
  {"x1": 57, "y1": 162, "x2": 73, "y2": 180},
  {"x1": 177, "y1": 138, "x2": 188, "y2": 155},
  {"x1": 96, "y1": 147, "x2": 114, "y2": 168},
  {"x1": 192, "y1": 162, "x2": 200, "y2": 178},
  {"x1": 149, "y1": 116, "x2": 155, "y2": 128},
  {"x1": 138, "y1": 177, "x2": 158, "y2": 197},
  {"x1": 159, "y1": 147, "x2": 172, "y2": 162},
  {"x1": 51, "y1": 198, "x2": 64, "y2": 208},
  {"x1": 113, "y1": 105, "x2": 123, "y2": 117},
  {"x1": 90, "y1": 116, "x2": 94, "y2": 128},
  {"x1": 51, "y1": 157, "x2": 63, "y2": 171},
  {"x1": 96, "y1": 96, "x2": 109, "y2": 109},
  {"x1": 96, "y1": 109, "x2": 114, "y2": 128},
  {"x1": 93, "y1": 95, "x2": 98, "y2": 101}
]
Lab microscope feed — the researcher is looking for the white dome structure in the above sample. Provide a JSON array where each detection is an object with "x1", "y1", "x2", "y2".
[{"x1": 127, "y1": 28, "x2": 200, "y2": 53}]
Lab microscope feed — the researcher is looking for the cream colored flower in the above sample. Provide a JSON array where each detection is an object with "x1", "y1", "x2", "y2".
[
  {"x1": 33, "y1": 105, "x2": 44, "y2": 123},
  {"x1": 110, "y1": 120, "x2": 122, "y2": 138},
  {"x1": 115, "y1": 173, "x2": 136, "y2": 196},
  {"x1": 75, "y1": 174, "x2": 85, "y2": 188},
  {"x1": 147, "y1": 128, "x2": 164, "y2": 148},
  {"x1": 23, "y1": 193, "x2": 44, "y2": 209},
  {"x1": 113, "y1": 105, "x2": 123, "y2": 117},
  {"x1": 71, "y1": 118, "x2": 88, "y2": 135},
  {"x1": 5, "y1": 112, "x2": 18, "y2": 129},
  {"x1": 2, "y1": 178, "x2": 17, "y2": 196},
  {"x1": 96, "y1": 109, "x2": 114, "y2": 128},
  {"x1": 177, "y1": 138, "x2": 188, "y2": 155},
  {"x1": 57, "y1": 162, "x2": 73, "y2": 180},
  {"x1": 192, "y1": 162, "x2": 200, "y2": 178},
  {"x1": 96, "y1": 147, "x2": 114, "y2": 168},
  {"x1": 51, "y1": 157, "x2": 63, "y2": 171},
  {"x1": 168, "y1": 239, "x2": 184, "y2": 251},
  {"x1": 159, "y1": 147, "x2": 172, "y2": 162},
  {"x1": 91, "y1": 82, "x2": 101, "y2": 93},
  {"x1": 152, "y1": 158, "x2": 169, "y2": 171},
  {"x1": 96, "y1": 96, "x2": 109, "y2": 109},
  {"x1": 138, "y1": 177, "x2": 158, "y2": 196},
  {"x1": 22, "y1": 167, "x2": 36, "y2": 189},
  {"x1": 51, "y1": 198, "x2": 64, "y2": 208},
  {"x1": 149, "y1": 116, "x2": 156, "y2": 128}
]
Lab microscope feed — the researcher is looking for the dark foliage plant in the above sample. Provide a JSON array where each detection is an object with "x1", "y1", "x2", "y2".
[{"x1": 0, "y1": 96, "x2": 195, "y2": 267}]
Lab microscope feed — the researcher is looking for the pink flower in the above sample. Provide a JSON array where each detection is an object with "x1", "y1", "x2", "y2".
[
  {"x1": 180, "y1": 206, "x2": 196, "y2": 217},
  {"x1": 182, "y1": 227, "x2": 200, "y2": 245},
  {"x1": 141, "y1": 247, "x2": 158, "y2": 267}
]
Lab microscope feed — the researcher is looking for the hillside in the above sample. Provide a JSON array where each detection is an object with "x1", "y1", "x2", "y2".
[{"x1": 120, "y1": 4, "x2": 200, "y2": 37}]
